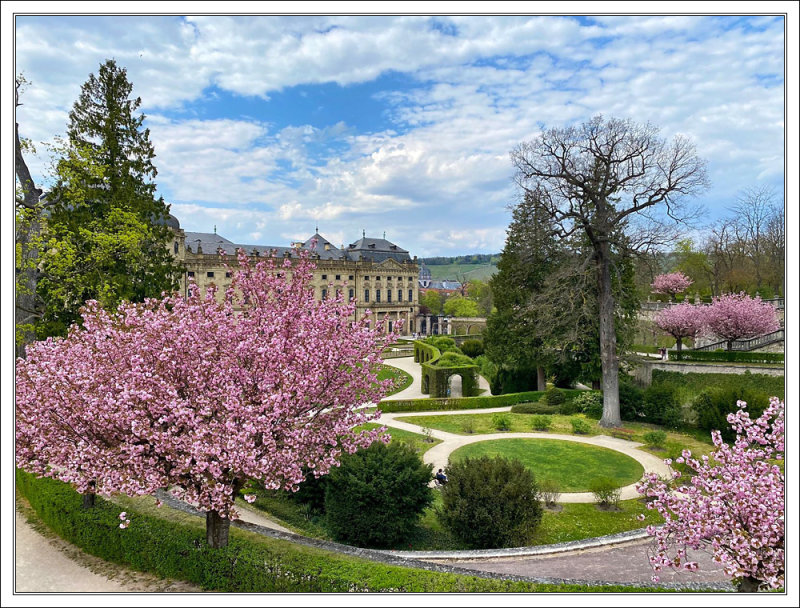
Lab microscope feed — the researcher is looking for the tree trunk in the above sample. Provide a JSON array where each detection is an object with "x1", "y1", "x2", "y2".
[
  {"x1": 536, "y1": 366, "x2": 547, "y2": 392},
  {"x1": 676, "y1": 337, "x2": 683, "y2": 352},
  {"x1": 206, "y1": 510, "x2": 230, "y2": 548},
  {"x1": 737, "y1": 576, "x2": 761, "y2": 592},
  {"x1": 727, "y1": 340, "x2": 733, "y2": 351},
  {"x1": 596, "y1": 242, "x2": 621, "y2": 428},
  {"x1": 82, "y1": 493, "x2": 96, "y2": 508}
]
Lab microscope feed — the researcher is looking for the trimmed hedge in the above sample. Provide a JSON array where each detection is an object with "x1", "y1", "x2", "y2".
[
  {"x1": 414, "y1": 339, "x2": 479, "y2": 398},
  {"x1": 510, "y1": 402, "x2": 559, "y2": 415},
  {"x1": 379, "y1": 389, "x2": 587, "y2": 413},
  {"x1": 16, "y1": 469, "x2": 662, "y2": 592},
  {"x1": 671, "y1": 350, "x2": 784, "y2": 364}
]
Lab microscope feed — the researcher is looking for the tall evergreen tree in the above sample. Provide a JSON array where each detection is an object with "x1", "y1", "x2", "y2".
[
  {"x1": 34, "y1": 60, "x2": 182, "y2": 338},
  {"x1": 484, "y1": 191, "x2": 561, "y2": 392}
]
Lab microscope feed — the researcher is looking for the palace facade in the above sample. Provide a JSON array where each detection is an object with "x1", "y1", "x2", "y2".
[{"x1": 166, "y1": 215, "x2": 420, "y2": 334}]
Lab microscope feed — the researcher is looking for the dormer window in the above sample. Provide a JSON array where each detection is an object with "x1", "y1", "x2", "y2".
[{"x1": 369, "y1": 243, "x2": 376, "y2": 248}]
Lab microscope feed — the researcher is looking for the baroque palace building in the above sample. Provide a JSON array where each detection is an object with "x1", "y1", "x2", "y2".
[{"x1": 165, "y1": 215, "x2": 420, "y2": 334}]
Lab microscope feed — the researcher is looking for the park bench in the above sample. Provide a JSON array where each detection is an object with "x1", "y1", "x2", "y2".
[{"x1": 609, "y1": 428, "x2": 637, "y2": 441}]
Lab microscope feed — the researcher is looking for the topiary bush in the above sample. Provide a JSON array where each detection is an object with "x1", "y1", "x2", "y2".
[
  {"x1": 530, "y1": 415, "x2": 552, "y2": 431},
  {"x1": 544, "y1": 387, "x2": 566, "y2": 406},
  {"x1": 692, "y1": 387, "x2": 770, "y2": 441},
  {"x1": 570, "y1": 417, "x2": 592, "y2": 435},
  {"x1": 460, "y1": 339, "x2": 484, "y2": 358},
  {"x1": 323, "y1": 441, "x2": 434, "y2": 548},
  {"x1": 437, "y1": 456, "x2": 543, "y2": 549},
  {"x1": 435, "y1": 351, "x2": 475, "y2": 367}
]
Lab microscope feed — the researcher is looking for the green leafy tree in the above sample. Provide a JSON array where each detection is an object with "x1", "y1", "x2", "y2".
[
  {"x1": 420, "y1": 289, "x2": 445, "y2": 315},
  {"x1": 32, "y1": 60, "x2": 182, "y2": 338},
  {"x1": 466, "y1": 279, "x2": 493, "y2": 316},
  {"x1": 443, "y1": 295, "x2": 480, "y2": 317}
]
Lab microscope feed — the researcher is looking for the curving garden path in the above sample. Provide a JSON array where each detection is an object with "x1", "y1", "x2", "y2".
[
  {"x1": 14, "y1": 356, "x2": 730, "y2": 592},
  {"x1": 377, "y1": 358, "x2": 671, "y2": 502}
]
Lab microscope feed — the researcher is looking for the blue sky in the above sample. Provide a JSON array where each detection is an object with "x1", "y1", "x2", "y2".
[{"x1": 13, "y1": 13, "x2": 788, "y2": 256}]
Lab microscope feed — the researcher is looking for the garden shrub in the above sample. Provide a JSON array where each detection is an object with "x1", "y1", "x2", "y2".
[
  {"x1": 460, "y1": 418, "x2": 476, "y2": 434},
  {"x1": 619, "y1": 381, "x2": 645, "y2": 421},
  {"x1": 642, "y1": 430, "x2": 667, "y2": 449},
  {"x1": 538, "y1": 479, "x2": 561, "y2": 508},
  {"x1": 510, "y1": 402, "x2": 557, "y2": 415},
  {"x1": 493, "y1": 367, "x2": 539, "y2": 394},
  {"x1": 323, "y1": 441, "x2": 433, "y2": 548},
  {"x1": 19, "y1": 468, "x2": 619, "y2": 592},
  {"x1": 558, "y1": 399, "x2": 582, "y2": 415},
  {"x1": 423, "y1": 336, "x2": 461, "y2": 354},
  {"x1": 642, "y1": 384, "x2": 683, "y2": 428},
  {"x1": 544, "y1": 388, "x2": 566, "y2": 406},
  {"x1": 491, "y1": 413, "x2": 512, "y2": 431},
  {"x1": 530, "y1": 415, "x2": 552, "y2": 431},
  {"x1": 589, "y1": 477, "x2": 621, "y2": 508},
  {"x1": 571, "y1": 391, "x2": 604, "y2": 419},
  {"x1": 671, "y1": 350, "x2": 783, "y2": 364},
  {"x1": 437, "y1": 456, "x2": 543, "y2": 549},
  {"x1": 692, "y1": 387, "x2": 769, "y2": 441},
  {"x1": 569, "y1": 417, "x2": 592, "y2": 435},
  {"x1": 460, "y1": 339, "x2": 484, "y2": 358},
  {"x1": 285, "y1": 468, "x2": 328, "y2": 514}
]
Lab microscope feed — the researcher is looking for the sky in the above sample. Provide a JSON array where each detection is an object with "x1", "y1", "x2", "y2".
[{"x1": 11, "y1": 10, "x2": 790, "y2": 257}]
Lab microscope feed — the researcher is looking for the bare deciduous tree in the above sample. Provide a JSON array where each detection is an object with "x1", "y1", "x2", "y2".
[{"x1": 511, "y1": 116, "x2": 708, "y2": 427}]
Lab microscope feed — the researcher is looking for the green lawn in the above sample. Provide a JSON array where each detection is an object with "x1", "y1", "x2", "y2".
[
  {"x1": 448, "y1": 439, "x2": 644, "y2": 492},
  {"x1": 376, "y1": 363, "x2": 413, "y2": 396},
  {"x1": 426, "y1": 262, "x2": 497, "y2": 282},
  {"x1": 360, "y1": 423, "x2": 442, "y2": 456}
]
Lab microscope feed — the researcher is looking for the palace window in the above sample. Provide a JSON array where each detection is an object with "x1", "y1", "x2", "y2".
[
  {"x1": 187, "y1": 271, "x2": 195, "y2": 278},
  {"x1": 387, "y1": 291, "x2": 392, "y2": 303},
  {"x1": 321, "y1": 288, "x2": 327, "y2": 300},
  {"x1": 398, "y1": 290, "x2": 402, "y2": 302},
  {"x1": 335, "y1": 274, "x2": 341, "y2": 281},
  {"x1": 364, "y1": 289, "x2": 370, "y2": 301},
  {"x1": 349, "y1": 275, "x2": 354, "y2": 281},
  {"x1": 408, "y1": 289, "x2": 413, "y2": 302},
  {"x1": 321, "y1": 274, "x2": 327, "y2": 280},
  {"x1": 207, "y1": 272, "x2": 215, "y2": 278},
  {"x1": 225, "y1": 272, "x2": 232, "y2": 278},
  {"x1": 174, "y1": 241, "x2": 179, "y2": 254},
  {"x1": 349, "y1": 288, "x2": 354, "y2": 301},
  {"x1": 364, "y1": 276, "x2": 370, "y2": 280},
  {"x1": 376, "y1": 289, "x2": 381, "y2": 303}
]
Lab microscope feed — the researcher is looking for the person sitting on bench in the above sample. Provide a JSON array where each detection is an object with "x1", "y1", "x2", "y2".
[{"x1": 435, "y1": 469, "x2": 448, "y2": 484}]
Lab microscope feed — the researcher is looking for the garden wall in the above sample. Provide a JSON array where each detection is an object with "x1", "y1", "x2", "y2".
[{"x1": 632, "y1": 360, "x2": 785, "y2": 387}]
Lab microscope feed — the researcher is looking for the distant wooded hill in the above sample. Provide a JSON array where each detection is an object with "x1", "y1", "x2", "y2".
[{"x1": 420, "y1": 254, "x2": 500, "y2": 282}]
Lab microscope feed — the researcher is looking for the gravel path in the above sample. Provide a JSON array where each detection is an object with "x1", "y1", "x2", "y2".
[{"x1": 14, "y1": 505, "x2": 200, "y2": 593}]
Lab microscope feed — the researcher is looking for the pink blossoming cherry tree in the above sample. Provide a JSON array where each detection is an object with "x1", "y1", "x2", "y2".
[
  {"x1": 653, "y1": 302, "x2": 706, "y2": 351},
  {"x1": 704, "y1": 292, "x2": 780, "y2": 351},
  {"x1": 637, "y1": 397, "x2": 784, "y2": 592},
  {"x1": 16, "y1": 249, "x2": 397, "y2": 548},
  {"x1": 650, "y1": 272, "x2": 693, "y2": 301}
]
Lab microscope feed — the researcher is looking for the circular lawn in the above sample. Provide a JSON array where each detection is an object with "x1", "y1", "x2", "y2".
[{"x1": 448, "y1": 438, "x2": 644, "y2": 492}]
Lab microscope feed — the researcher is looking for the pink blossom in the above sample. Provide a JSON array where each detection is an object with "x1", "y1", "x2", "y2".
[
  {"x1": 636, "y1": 398, "x2": 784, "y2": 591},
  {"x1": 704, "y1": 292, "x2": 780, "y2": 349},
  {"x1": 653, "y1": 302, "x2": 706, "y2": 350},
  {"x1": 16, "y1": 248, "x2": 398, "y2": 526},
  {"x1": 651, "y1": 272, "x2": 693, "y2": 298},
  {"x1": 243, "y1": 494, "x2": 257, "y2": 504}
]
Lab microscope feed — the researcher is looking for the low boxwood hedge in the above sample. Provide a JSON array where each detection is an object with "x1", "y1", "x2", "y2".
[
  {"x1": 671, "y1": 350, "x2": 784, "y2": 364},
  {"x1": 380, "y1": 389, "x2": 587, "y2": 413},
  {"x1": 15, "y1": 469, "x2": 658, "y2": 592}
]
